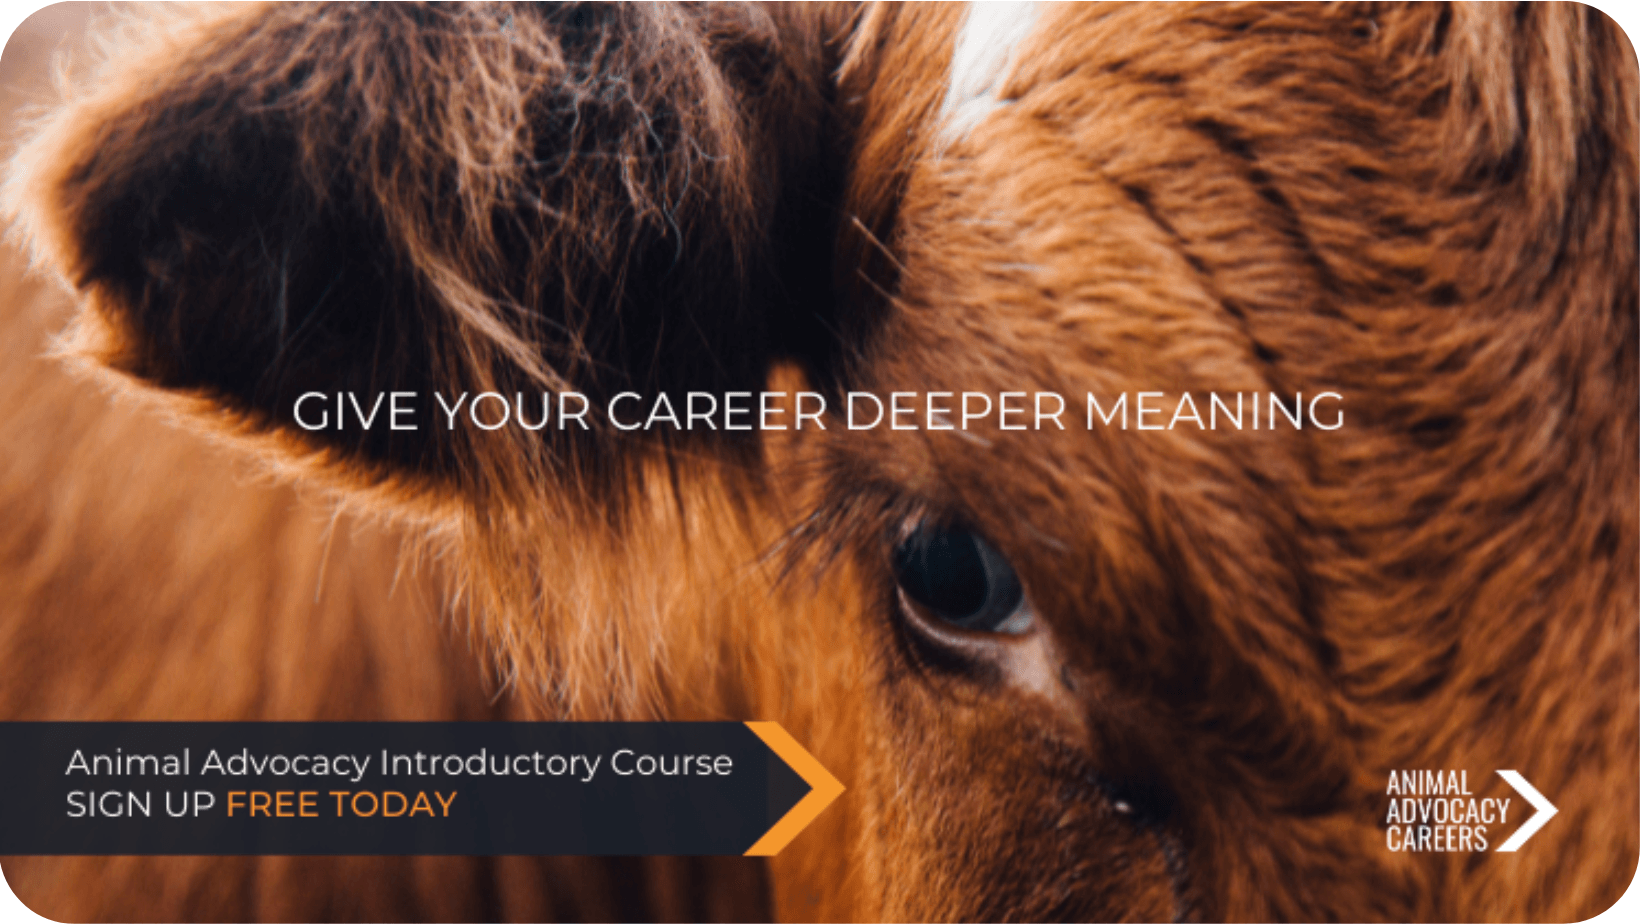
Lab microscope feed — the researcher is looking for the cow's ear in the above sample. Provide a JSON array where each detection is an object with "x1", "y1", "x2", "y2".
[{"x1": 8, "y1": 3, "x2": 846, "y2": 503}]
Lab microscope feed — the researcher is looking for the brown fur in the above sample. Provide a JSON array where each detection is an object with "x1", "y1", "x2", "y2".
[{"x1": 2, "y1": 2, "x2": 1635, "y2": 921}]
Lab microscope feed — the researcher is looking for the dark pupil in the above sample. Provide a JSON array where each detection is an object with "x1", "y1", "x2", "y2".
[{"x1": 892, "y1": 525, "x2": 1023, "y2": 631}]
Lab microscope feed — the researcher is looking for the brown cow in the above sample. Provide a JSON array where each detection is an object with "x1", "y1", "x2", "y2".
[{"x1": 2, "y1": 2, "x2": 1635, "y2": 922}]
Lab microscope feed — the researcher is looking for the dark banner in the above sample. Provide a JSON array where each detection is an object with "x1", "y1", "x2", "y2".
[{"x1": 0, "y1": 722, "x2": 838, "y2": 856}]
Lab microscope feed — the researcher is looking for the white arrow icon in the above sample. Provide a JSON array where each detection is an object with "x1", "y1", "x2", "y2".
[{"x1": 1494, "y1": 770, "x2": 1558, "y2": 852}]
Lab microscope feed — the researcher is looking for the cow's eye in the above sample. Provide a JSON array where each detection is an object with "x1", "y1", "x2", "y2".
[{"x1": 892, "y1": 524, "x2": 1033, "y2": 634}]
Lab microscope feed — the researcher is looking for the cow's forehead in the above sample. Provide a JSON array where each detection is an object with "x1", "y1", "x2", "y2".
[{"x1": 837, "y1": 6, "x2": 1321, "y2": 492}]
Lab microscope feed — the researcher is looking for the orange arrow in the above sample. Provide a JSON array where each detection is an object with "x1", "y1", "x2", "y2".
[{"x1": 741, "y1": 722, "x2": 846, "y2": 856}]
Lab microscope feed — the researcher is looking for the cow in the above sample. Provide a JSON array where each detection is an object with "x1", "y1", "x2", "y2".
[{"x1": 1, "y1": 2, "x2": 1635, "y2": 921}]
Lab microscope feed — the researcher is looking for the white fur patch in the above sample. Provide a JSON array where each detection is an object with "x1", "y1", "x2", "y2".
[{"x1": 938, "y1": 1, "x2": 1043, "y2": 146}]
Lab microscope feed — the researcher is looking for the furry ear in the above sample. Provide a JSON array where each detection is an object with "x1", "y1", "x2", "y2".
[{"x1": 9, "y1": 2, "x2": 845, "y2": 504}]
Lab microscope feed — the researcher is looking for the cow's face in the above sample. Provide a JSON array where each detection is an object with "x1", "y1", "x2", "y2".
[
  {"x1": 768, "y1": 7, "x2": 1387, "y2": 919},
  {"x1": 9, "y1": 2, "x2": 1634, "y2": 921}
]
